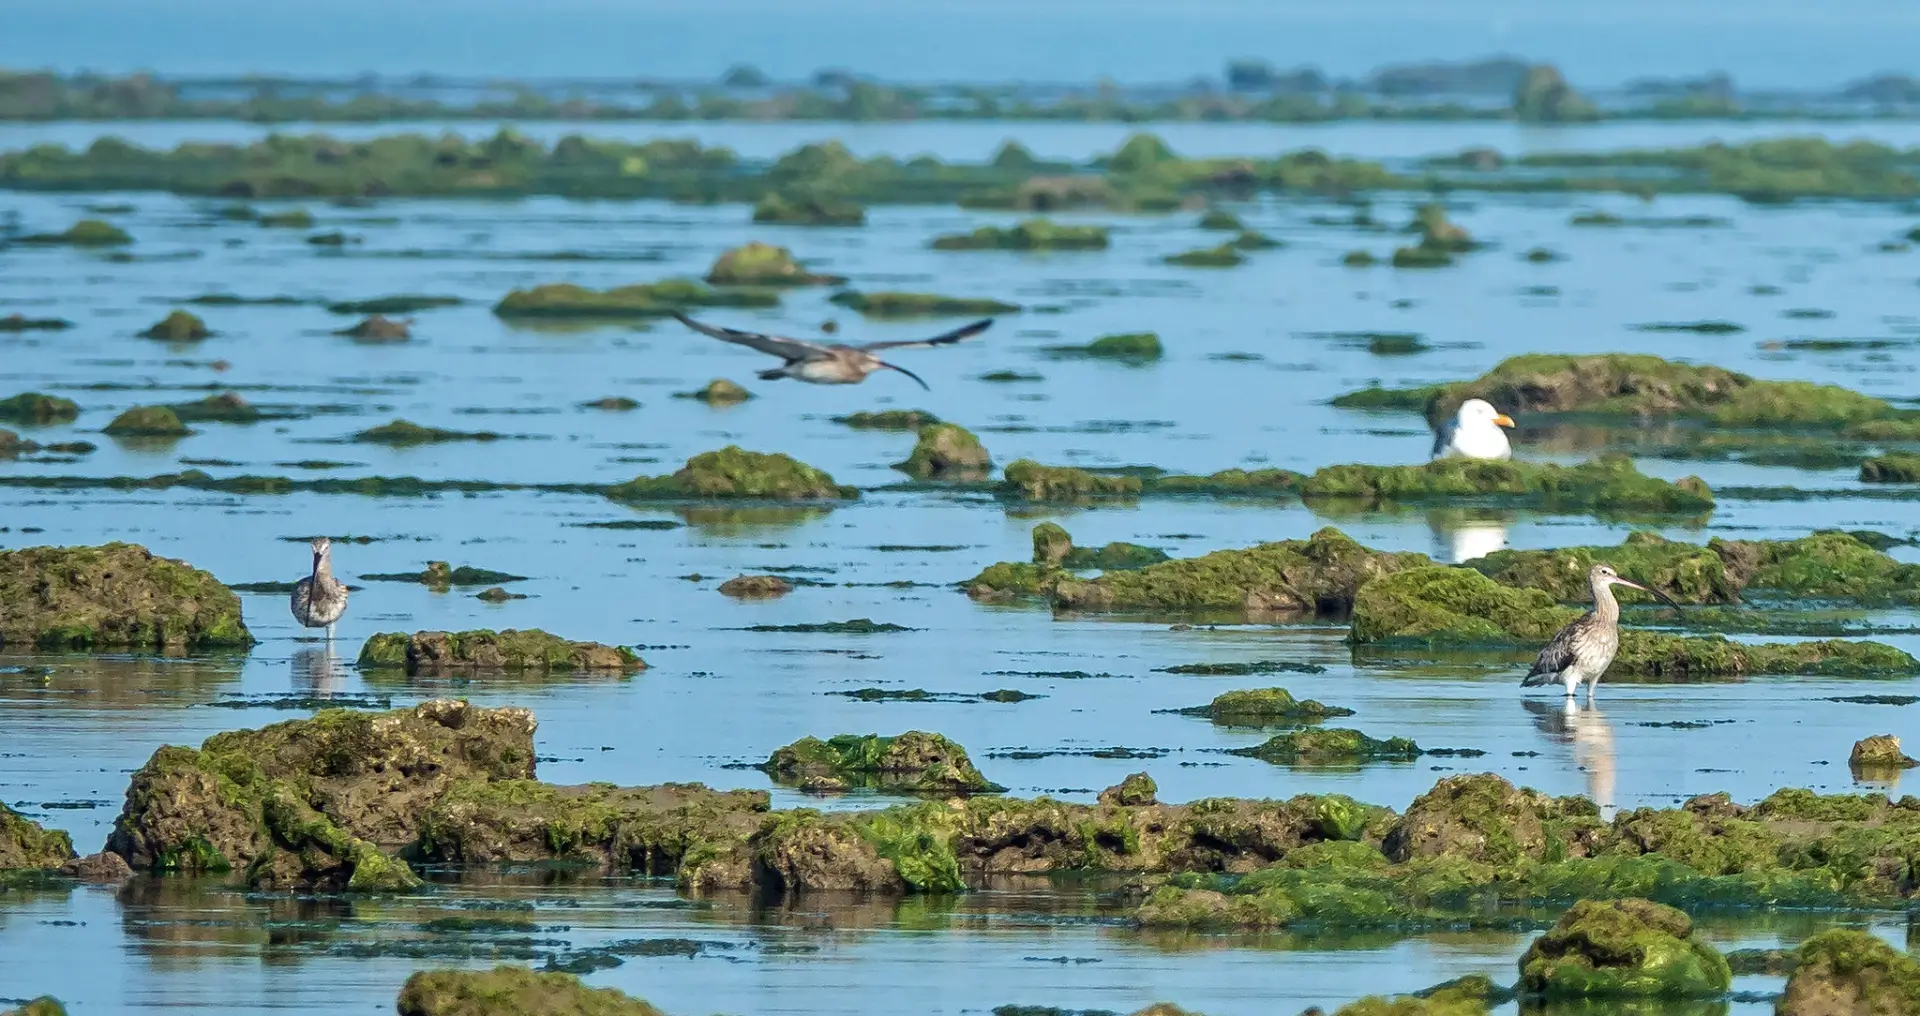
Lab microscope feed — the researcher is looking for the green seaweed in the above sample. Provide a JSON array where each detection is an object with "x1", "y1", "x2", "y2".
[
  {"x1": 931, "y1": 218, "x2": 1109, "y2": 251},
  {"x1": 605, "y1": 446, "x2": 857, "y2": 501}
]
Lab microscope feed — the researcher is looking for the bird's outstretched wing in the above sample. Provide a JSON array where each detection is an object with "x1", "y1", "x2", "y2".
[
  {"x1": 1520, "y1": 619, "x2": 1581, "y2": 686},
  {"x1": 857, "y1": 318, "x2": 993, "y2": 352},
  {"x1": 672, "y1": 312, "x2": 830, "y2": 361}
]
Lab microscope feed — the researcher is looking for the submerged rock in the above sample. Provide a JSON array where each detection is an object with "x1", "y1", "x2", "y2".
[
  {"x1": 675, "y1": 378, "x2": 754, "y2": 404},
  {"x1": 138, "y1": 310, "x2": 211, "y2": 341},
  {"x1": 828, "y1": 290, "x2": 1019, "y2": 318},
  {"x1": 0, "y1": 392, "x2": 81, "y2": 425},
  {"x1": 396, "y1": 966, "x2": 666, "y2": 1016},
  {"x1": 1046, "y1": 331, "x2": 1164, "y2": 362},
  {"x1": 931, "y1": 218, "x2": 1109, "y2": 251},
  {"x1": 1517, "y1": 898, "x2": 1730, "y2": 999},
  {"x1": 1778, "y1": 929, "x2": 1920, "y2": 1016},
  {"x1": 1049, "y1": 527, "x2": 1428, "y2": 615},
  {"x1": 761, "y1": 732, "x2": 1004, "y2": 794},
  {"x1": 704, "y1": 241, "x2": 844, "y2": 286},
  {"x1": 333, "y1": 314, "x2": 411, "y2": 342},
  {"x1": 351, "y1": 419, "x2": 499, "y2": 445},
  {"x1": 752, "y1": 192, "x2": 865, "y2": 226},
  {"x1": 893, "y1": 423, "x2": 991, "y2": 479},
  {"x1": 103, "y1": 406, "x2": 191, "y2": 437},
  {"x1": 0, "y1": 313, "x2": 73, "y2": 332},
  {"x1": 1231, "y1": 728, "x2": 1422, "y2": 766},
  {"x1": 0, "y1": 802, "x2": 75, "y2": 870},
  {"x1": 493, "y1": 279, "x2": 775, "y2": 318},
  {"x1": 166, "y1": 392, "x2": 260, "y2": 424},
  {"x1": 581, "y1": 395, "x2": 640, "y2": 411},
  {"x1": 0, "y1": 542, "x2": 252, "y2": 650},
  {"x1": 356, "y1": 630, "x2": 643, "y2": 675},
  {"x1": 19, "y1": 218, "x2": 130, "y2": 246},
  {"x1": 1181, "y1": 688, "x2": 1355, "y2": 725},
  {"x1": 833, "y1": 409, "x2": 938, "y2": 430},
  {"x1": 360, "y1": 561, "x2": 526, "y2": 588},
  {"x1": 718, "y1": 574, "x2": 793, "y2": 598},
  {"x1": 1164, "y1": 243, "x2": 1245, "y2": 267},
  {"x1": 605, "y1": 446, "x2": 857, "y2": 500}
]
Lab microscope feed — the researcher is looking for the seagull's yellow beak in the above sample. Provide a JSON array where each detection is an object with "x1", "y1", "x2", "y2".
[{"x1": 1492, "y1": 414, "x2": 1515, "y2": 428}]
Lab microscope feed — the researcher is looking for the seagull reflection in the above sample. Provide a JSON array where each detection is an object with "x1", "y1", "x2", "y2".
[
  {"x1": 1522, "y1": 697, "x2": 1617, "y2": 820},
  {"x1": 1428, "y1": 512, "x2": 1510, "y2": 564},
  {"x1": 291, "y1": 645, "x2": 341, "y2": 697}
]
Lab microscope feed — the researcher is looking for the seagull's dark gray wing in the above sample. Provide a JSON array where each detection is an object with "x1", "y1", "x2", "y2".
[
  {"x1": 1521, "y1": 616, "x2": 1584, "y2": 686},
  {"x1": 1431, "y1": 417, "x2": 1457, "y2": 459},
  {"x1": 672, "y1": 312, "x2": 830, "y2": 361},
  {"x1": 857, "y1": 318, "x2": 993, "y2": 352}
]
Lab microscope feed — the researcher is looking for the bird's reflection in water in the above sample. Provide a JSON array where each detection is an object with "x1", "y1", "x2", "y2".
[
  {"x1": 1523, "y1": 697, "x2": 1617, "y2": 820},
  {"x1": 1427, "y1": 511, "x2": 1510, "y2": 564},
  {"x1": 291, "y1": 645, "x2": 342, "y2": 698}
]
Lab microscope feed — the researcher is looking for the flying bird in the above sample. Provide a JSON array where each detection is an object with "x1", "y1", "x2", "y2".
[
  {"x1": 1432, "y1": 398, "x2": 1516, "y2": 460},
  {"x1": 672, "y1": 312, "x2": 991, "y2": 390},
  {"x1": 290, "y1": 536, "x2": 349, "y2": 641},
  {"x1": 1522, "y1": 563, "x2": 1679, "y2": 699}
]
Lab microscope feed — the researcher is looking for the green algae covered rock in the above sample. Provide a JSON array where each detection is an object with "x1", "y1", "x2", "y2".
[
  {"x1": 1100, "y1": 772, "x2": 1158, "y2": 807},
  {"x1": 103, "y1": 406, "x2": 191, "y2": 437},
  {"x1": 1165, "y1": 243, "x2": 1245, "y2": 267},
  {"x1": 355, "y1": 629, "x2": 642, "y2": 675},
  {"x1": 1513, "y1": 63, "x2": 1599, "y2": 123},
  {"x1": 965, "y1": 560, "x2": 1065, "y2": 602},
  {"x1": 1517, "y1": 898, "x2": 1730, "y2": 999},
  {"x1": 893, "y1": 423, "x2": 991, "y2": 479},
  {"x1": 1611, "y1": 632, "x2": 1916, "y2": 678},
  {"x1": 1300, "y1": 455, "x2": 1713, "y2": 513},
  {"x1": 0, "y1": 392, "x2": 80, "y2": 425},
  {"x1": 1198, "y1": 209, "x2": 1245, "y2": 231},
  {"x1": 1332, "y1": 976, "x2": 1502, "y2": 1016},
  {"x1": 0, "y1": 802, "x2": 75, "y2": 870},
  {"x1": 1467, "y1": 531, "x2": 1739, "y2": 605},
  {"x1": 828, "y1": 290, "x2": 1019, "y2": 318},
  {"x1": 1052, "y1": 527, "x2": 1429, "y2": 615},
  {"x1": 761, "y1": 732, "x2": 1004, "y2": 794},
  {"x1": 1231, "y1": 728, "x2": 1422, "y2": 766},
  {"x1": 752, "y1": 192, "x2": 865, "y2": 226},
  {"x1": 1182, "y1": 688, "x2": 1355, "y2": 725},
  {"x1": 1474, "y1": 530, "x2": 1920, "y2": 605},
  {"x1": 1850, "y1": 734, "x2": 1919, "y2": 773},
  {"x1": 1084, "y1": 332, "x2": 1163, "y2": 361},
  {"x1": 1064, "y1": 541, "x2": 1169, "y2": 571},
  {"x1": 19, "y1": 218, "x2": 131, "y2": 246},
  {"x1": 0, "y1": 999, "x2": 69, "y2": 1016},
  {"x1": 1778, "y1": 929, "x2": 1920, "y2": 1016},
  {"x1": 1001, "y1": 459, "x2": 1143, "y2": 501},
  {"x1": 166, "y1": 392, "x2": 261, "y2": 424},
  {"x1": 106, "y1": 700, "x2": 534, "y2": 890},
  {"x1": 1861, "y1": 452, "x2": 1920, "y2": 483},
  {"x1": 1385, "y1": 774, "x2": 1600, "y2": 866},
  {"x1": 931, "y1": 218, "x2": 1109, "y2": 251},
  {"x1": 351, "y1": 419, "x2": 499, "y2": 445},
  {"x1": 397, "y1": 966, "x2": 665, "y2": 1016},
  {"x1": 1032, "y1": 522, "x2": 1073, "y2": 566},
  {"x1": 606, "y1": 446, "x2": 857, "y2": 500},
  {"x1": 0, "y1": 542, "x2": 252, "y2": 650},
  {"x1": 833, "y1": 408, "x2": 938, "y2": 430},
  {"x1": 704, "y1": 241, "x2": 843, "y2": 286},
  {"x1": 493, "y1": 279, "x2": 776, "y2": 318},
  {"x1": 138, "y1": 309, "x2": 210, "y2": 341},
  {"x1": 676, "y1": 378, "x2": 754, "y2": 404}
]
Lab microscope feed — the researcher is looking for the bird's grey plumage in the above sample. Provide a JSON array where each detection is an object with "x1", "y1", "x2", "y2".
[
  {"x1": 1430, "y1": 419, "x2": 1454, "y2": 459},
  {"x1": 290, "y1": 536, "x2": 349, "y2": 639},
  {"x1": 1521, "y1": 563, "x2": 1678, "y2": 697},
  {"x1": 672, "y1": 312, "x2": 991, "y2": 390}
]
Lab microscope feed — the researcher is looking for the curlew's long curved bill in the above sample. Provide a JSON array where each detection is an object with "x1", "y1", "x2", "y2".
[
  {"x1": 879, "y1": 361, "x2": 931, "y2": 390},
  {"x1": 1611, "y1": 576, "x2": 1680, "y2": 609}
]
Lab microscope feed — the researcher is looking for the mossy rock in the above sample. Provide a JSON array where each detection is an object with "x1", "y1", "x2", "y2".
[
  {"x1": 334, "y1": 314, "x2": 411, "y2": 341},
  {"x1": 103, "y1": 406, "x2": 191, "y2": 437},
  {"x1": 1062, "y1": 541, "x2": 1169, "y2": 571},
  {"x1": 1779, "y1": 929, "x2": 1920, "y2": 1016},
  {"x1": 1514, "y1": 63, "x2": 1598, "y2": 123},
  {"x1": 1088, "y1": 332, "x2": 1163, "y2": 361},
  {"x1": 1031, "y1": 522, "x2": 1073, "y2": 566},
  {"x1": 761, "y1": 732, "x2": 1004, "y2": 794},
  {"x1": 1197, "y1": 209, "x2": 1245, "y2": 231},
  {"x1": 833, "y1": 409, "x2": 938, "y2": 430},
  {"x1": 1230, "y1": 728, "x2": 1422, "y2": 765},
  {"x1": 1467, "y1": 531, "x2": 1739, "y2": 605},
  {"x1": 1332, "y1": 976, "x2": 1503, "y2": 1016},
  {"x1": 676, "y1": 378, "x2": 754, "y2": 404},
  {"x1": 1051, "y1": 527, "x2": 1429, "y2": 615},
  {"x1": 930, "y1": 218, "x2": 1109, "y2": 251},
  {"x1": 580, "y1": 395, "x2": 639, "y2": 411},
  {"x1": 1099, "y1": 772, "x2": 1158, "y2": 807},
  {"x1": 1300, "y1": 455, "x2": 1713, "y2": 513},
  {"x1": 718, "y1": 574, "x2": 793, "y2": 598},
  {"x1": 1475, "y1": 531, "x2": 1920, "y2": 607},
  {"x1": 166, "y1": 392, "x2": 260, "y2": 424},
  {"x1": 1849, "y1": 734, "x2": 1918, "y2": 770},
  {"x1": 360, "y1": 562, "x2": 526, "y2": 587},
  {"x1": 704, "y1": 241, "x2": 844, "y2": 286},
  {"x1": 1165, "y1": 243, "x2": 1245, "y2": 267},
  {"x1": 0, "y1": 542, "x2": 252, "y2": 651},
  {"x1": 1391, "y1": 244, "x2": 1454, "y2": 268},
  {"x1": 605, "y1": 446, "x2": 857, "y2": 500},
  {"x1": 19, "y1": 218, "x2": 131, "y2": 246},
  {"x1": 351, "y1": 419, "x2": 499, "y2": 445},
  {"x1": 1861, "y1": 452, "x2": 1920, "y2": 483},
  {"x1": 493, "y1": 280, "x2": 776, "y2": 318},
  {"x1": 893, "y1": 423, "x2": 991, "y2": 479},
  {"x1": 1384, "y1": 773, "x2": 1600, "y2": 866},
  {"x1": 1232, "y1": 229, "x2": 1283, "y2": 250},
  {"x1": 1517, "y1": 898, "x2": 1730, "y2": 999},
  {"x1": 1409, "y1": 202, "x2": 1474, "y2": 252},
  {"x1": 138, "y1": 310, "x2": 211, "y2": 341},
  {"x1": 1184, "y1": 688, "x2": 1355, "y2": 725},
  {"x1": 1611, "y1": 633, "x2": 1916, "y2": 678},
  {"x1": 0, "y1": 802, "x2": 76, "y2": 870},
  {"x1": 397, "y1": 966, "x2": 666, "y2": 1016},
  {"x1": 964, "y1": 560, "x2": 1066, "y2": 602},
  {"x1": 999, "y1": 460, "x2": 1142, "y2": 501},
  {"x1": 828, "y1": 290, "x2": 1018, "y2": 318},
  {"x1": 0, "y1": 313, "x2": 73, "y2": 332},
  {"x1": 0, "y1": 999, "x2": 68, "y2": 1016},
  {"x1": 257, "y1": 208, "x2": 315, "y2": 228},
  {"x1": 355, "y1": 630, "x2": 642, "y2": 675},
  {"x1": 327, "y1": 295, "x2": 461, "y2": 315},
  {"x1": 752, "y1": 192, "x2": 865, "y2": 226},
  {"x1": 0, "y1": 392, "x2": 80, "y2": 425},
  {"x1": 1342, "y1": 249, "x2": 1378, "y2": 267}
]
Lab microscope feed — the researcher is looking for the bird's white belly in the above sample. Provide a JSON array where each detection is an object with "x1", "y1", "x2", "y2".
[
  {"x1": 791, "y1": 360, "x2": 859, "y2": 384},
  {"x1": 1441, "y1": 424, "x2": 1512, "y2": 461}
]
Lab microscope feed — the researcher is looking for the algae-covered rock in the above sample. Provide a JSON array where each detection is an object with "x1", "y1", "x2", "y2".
[
  {"x1": 1300, "y1": 455, "x2": 1713, "y2": 513},
  {"x1": 103, "y1": 406, "x2": 191, "y2": 437},
  {"x1": 0, "y1": 313, "x2": 73, "y2": 331},
  {"x1": 166, "y1": 392, "x2": 260, "y2": 424},
  {"x1": 1476, "y1": 530, "x2": 1920, "y2": 606},
  {"x1": 833, "y1": 409, "x2": 938, "y2": 430},
  {"x1": 676, "y1": 378, "x2": 754, "y2": 404},
  {"x1": 704, "y1": 241, "x2": 844, "y2": 286},
  {"x1": 107, "y1": 700, "x2": 532, "y2": 889},
  {"x1": 1778, "y1": 929, "x2": 1920, "y2": 1016},
  {"x1": 1409, "y1": 202, "x2": 1474, "y2": 252},
  {"x1": 1384, "y1": 774, "x2": 1600, "y2": 866},
  {"x1": 1198, "y1": 209, "x2": 1245, "y2": 231},
  {"x1": 894, "y1": 423, "x2": 991, "y2": 479},
  {"x1": 1044, "y1": 331, "x2": 1164, "y2": 362},
  {"x1": 351, "y1": 419, "x2": 499, "y2": 445},
  {"x1": 354, "y1": 630, "x2": 642, "y2": 675},
  {"x1": 1100, "y1": 772, "x2": 1158, "y2": 807},
  {"x1": 138, "y1": 310, "x2": 210, "y2": 341},
  {"x1": 1861, "y1": 452, "x2": 1920, "y2": 483},
  {"x1": 1513, "y1": 64, "x2": 1599, "y2": 123},
  {"x1": 1517, "y1": 898, "x2": 1730, "y2": 999},
  {"x1": 581, "y1": 395, "x2": 639, "y2": 411},
  {"x1": 828, "y1": 290, "x2": 1019, "y2": 318},
  {"x1": 1050, "y1": 527, "x2": 1429, "y2": 615},
  {"x1": 1232, "y1": 229, "x2": 1283, "y2": 250},
  {"x1": 1331, "y1": 976, "x2": 1500, "y2": 1016},
  {"x1": 0, "y1": 542, "x2": 252, "y2": 650},
  {"x1": 761, "y1": 732, "x2": 1004, "y2": 794},
  {"x1": 1849, "y1": 735, "x2": 1919, "y2": 771},
  {"x1": 931, "y1": 218, "x2": 1109, "y2": 251},
  {"x1": 0, "y1": 999, "x2": 68, "y2": 1016},
  {"x1": 752, "y1": 192, "x2": 865, "y2": 226},
  {"x1": 397, "y1": 965, "x2": 665, "y2": 1016},
  {"x1": 334, "y1": 314, "x2": 411, "y2": 341},
  {"x1": 1391, "y1": 244, "x2": 1454, "y2": 268},
  {"x1": 1610, "y1": 633, "x2": 1914, "y2": 679},
  {"x1": 605, "y1": 446, "x2": 857, "y2": 500},
  {"x1": 19, "y1": 218, "x2": 131, "y2": 246},
  {"x1": 1231, "y1": 728, "x2": 1422, "y2": 766},
  {"x1": 257, "y1": 208, "x2": 314, "y2": 228},
  {"x1": 1063, "y1": 542, "x2": 1170, "y2": 571},
  {"x1": 1182, "y1": 688, "x2": 1355, "y2": 725},
  {"x1": 1032, "y1": 522, "x2": 1073, "y2": 567},
  {"x1": 493, "y1": 279, "x2": 776, "y2": 318},
  {"x1": 0, "y1": 802, "x2": 75, "y2": 870},
  {"x1": 360, "y1": 562, "x2": 526, "y2": 587},
  {"x1": 0, "y1": 392, "x2": 80, "y2": 425},
  {"x1": 1467, "y1": 531, "x2": 1738, "y2": 605},
  {"x1": 719, "y1": 574, "x2": 793, "y2": 598},
  {"x1": 1164, "y1": 243, "x2": 1245, "y2": 267},
  {"x1": 1343, "y1": 249, "x2": 1378, "y2": 267}
]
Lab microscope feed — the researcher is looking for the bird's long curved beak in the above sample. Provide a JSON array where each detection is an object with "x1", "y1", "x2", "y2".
[
  {"x1": 1493, "y1": 414, "x2": 1516, "y2": 428},
  {"x1": 1611, "y1": 576, "x2": 1680, "y2": 609},
  {"x1": 880, "y1": 361, "x2": 930, "y2": 391}
]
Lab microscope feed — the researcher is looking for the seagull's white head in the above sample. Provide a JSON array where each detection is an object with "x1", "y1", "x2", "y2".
[{"x1": 1457, "y1": 398, "x2": 1515, "y2": 430}]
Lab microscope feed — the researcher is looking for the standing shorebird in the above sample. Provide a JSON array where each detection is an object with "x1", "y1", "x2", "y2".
[
  {"x1": 1432, "y1": 399, "x2": 1516, "y2": 460},
  {"x1": 672, "y1": 312, "x2": 992, "y2": 390},
  {"x1": 290, "y1": 537, "x2": 349, "y2": 641},
  {"x1": 1522, "y1": 564, "x2": 1679, "y2": 699}
]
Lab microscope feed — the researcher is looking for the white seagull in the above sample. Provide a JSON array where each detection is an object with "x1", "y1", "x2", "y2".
[{"x1": 1432, "y1": 398, "x2": 1516, "y2": 460}]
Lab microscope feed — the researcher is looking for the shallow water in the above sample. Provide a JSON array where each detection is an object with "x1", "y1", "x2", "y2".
[{"x1": 4, "y1": 118, "x2": 1920, "y2": 1012}]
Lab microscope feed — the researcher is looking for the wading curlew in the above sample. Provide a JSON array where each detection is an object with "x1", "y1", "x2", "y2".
[
  {"x1": 672, "y1": 312, "x2": 992, "y2": 390},
  {"x1": 1521, "y1": 563, "x2": 1679, "y2": 699},
  {"x1": 290, "y1": 537, "x2": 349, "y2": 641}
]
